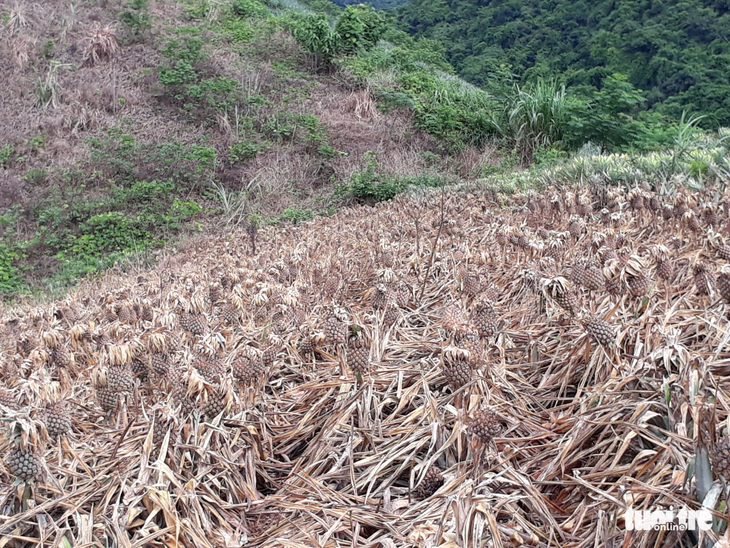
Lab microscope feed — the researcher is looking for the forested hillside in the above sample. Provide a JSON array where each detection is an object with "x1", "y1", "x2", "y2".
[{"x1": 397, "y1": 0, "x2": 730, "y2": 127}]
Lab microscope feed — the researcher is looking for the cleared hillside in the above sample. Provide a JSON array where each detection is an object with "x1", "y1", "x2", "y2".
[{"x1": 2, "y1": 182, "x2": 730, "y2": 546}]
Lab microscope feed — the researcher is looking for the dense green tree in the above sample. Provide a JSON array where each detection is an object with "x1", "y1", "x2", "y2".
[{"x1": 396, "y1": 0, "x2": 730, "y2": 127}]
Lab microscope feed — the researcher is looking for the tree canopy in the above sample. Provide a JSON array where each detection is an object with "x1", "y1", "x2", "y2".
[{"x1": 396, "y1": 0, "x2": 730, "y2": 127}]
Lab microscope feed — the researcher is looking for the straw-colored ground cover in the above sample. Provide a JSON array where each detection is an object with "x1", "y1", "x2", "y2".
[{"x1": 2, "y1": 185, "x2": 730, "y2": 547}]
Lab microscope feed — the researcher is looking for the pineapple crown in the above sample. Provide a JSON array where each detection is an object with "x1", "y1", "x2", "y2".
[
  {"x1": 541, "y1": 276, "x2": 571, "y2": 299},
  {"x1": 42, "y1": 328, "x2": 63, "y2": 349},
  {"x1": 441, "y1": 345, "x2": 471, "y2": 365},
  {"x1": 649, "y1": 244, "x2": 669, "y2": 260},
  {"x1": 107, "y1": 344, "x2": 133, "y2": 366},
  {"x1": 4, "y1": 412, "x2": 49, "y2": 451},
  {"x1": 145, "y1": 330, "x2": 170, "y2": 354}
]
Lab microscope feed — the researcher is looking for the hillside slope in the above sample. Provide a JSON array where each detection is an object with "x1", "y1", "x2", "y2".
[
  {"x1": 0, "y1": 0, "x2": 489, "y2": 298},
  {"x1": 2, "y1": 183, "x2": 730, "y2": 545},
  {"x1": 397, "y1": 0, "x2": 730, "y2": 126}
]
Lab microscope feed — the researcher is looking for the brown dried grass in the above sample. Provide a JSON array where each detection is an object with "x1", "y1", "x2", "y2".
[
  {"x1": 82, "y1": 23, "x2": 119, "y2": 66},
  {"x1": 1, "y1": 185, "x2": 729, "y2": 546}
]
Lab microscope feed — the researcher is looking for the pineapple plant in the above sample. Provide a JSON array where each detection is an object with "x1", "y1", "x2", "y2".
[
  {"x1": 151, "y1": 353, "x2": 170, "y2": 377},
  {"x1": 718, "y1": 245, "x2": 730, "y2": 261},
  {"x1": 472, "y1": 299, "x2": 499, "y2": 339},
  {"x1": 131, "y1": 358, "x2": 149, "y2": 381},
  {"x1": 346, "y1": 332, "x2": 370, "y2": 375},
  {"x1": 442, "y1": 304, "x2": 465, "y2": 333},
  {"x1": 44, "y1": 329, "x2": 73, "y2": 369},
  {"x1": 468, "y1": 407, "x2": 502, "y2": 444},
  {"x1": 382, "y1": 300, "x2": 400, "y2": 326},
  {"x1": 4, "y1": 415, "x2": 48, "y2": 482},
  {"x1": 542, "y1": 277, "x2": 579, "y2": 315},
  {"x1": 394, "y1": 283, "x2": 410, "y2": 309},
  {"x1": 39, "y1": 401, "x2": 71, "y2": 439},
  {"x1": 150, "y1": 407, "x2": 176, "y2": 457},
  {"x1": 323, "y1": 274, "x2": 340, "y2": 296},
  {"x1": 718, "y1": 266, "x2": 730, "y2": 303},
  {"x1": 581, "y1": 314, "x2": 616, "y2": 347},
  {"x1": 440, "y1": 347, "x2": 473, "y2": 390},
  {"x1": 693, "y1": 263, "x2": 714, "y2": 296},
  {"x1": 107, "y1": 365, "x2": 134, "y2": 394},
  {"x1": 713, "y1": 436, "x2": 730, "y2": 481},
  {"x1": 193, "y1": 355, "x2": 226, "y2": 383},
  {"x1": 459, "y1": 267, "x2": 481, "y2": 298},
  {"x1": 96, "y1": 388, "x2": 119, "y2": 413},
  {"x1": 582, "y1": 261, "x2": 604, "y2": 291},
  {"x1": 325, "y1": 316, "x2": 348, "y2": 346},
  {"x1": 202, "y1": 383, "x2": 232, "y2": 420},
  {"x1": 0, "y1": 387, "x2": 19, "y2": 411},
  {"x1": 232, "y1": 348, "x2": 265, "y2": 385},
  {"x1": 262, "y1": 343, "x2": 279, "y2": 369},
  {"x1": 568, "y1": 218, "x2": 584, "y2": 239},
  {"x1": 298, "y1": 326, "x2": 314, "y2": 356},
  {"x1": 221, "y1": 303, "x2": 240, "y2": 325},
  {"x1": 650, "y1": 245, "x2": 674, "y2": 281},
  {"x1": 413, "y1": 465, "x2": 444, "y2": 500},
  {"x1": 179, "y1": 312, "x2": 207, "y2": 336},
  {"x1": 370, "y1": 284, "x2": 389, "y2": 310}
]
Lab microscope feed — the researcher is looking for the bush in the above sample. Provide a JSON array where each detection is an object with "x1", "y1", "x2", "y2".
[
  {"x1": 288, "y1": 5, "x2": 385, "y2": 70},
  {"x1": 0, "y1": 144, "x2": 13, "y2": 165},
  {"x1": 334, "y1": 4, "x2": 385, "y2": 56},
  {"x1": 0, "y1": 244, "x2": 26, "y2": 297},
  {"x1": 232, "y1": 0, "x2": 269, "y2": 18},
  {"x1": 119, "y1": 0, "x2": 151, "y2": 37},
  {"x1": 288, "y1": 13, "x2": 339, "y2": 70},
  {"x1": 230, "y1": 139, "x2": 264, "y2": 163},
  {"x1": 350, "y1": 151, "x2": 444, "y2": 202}
]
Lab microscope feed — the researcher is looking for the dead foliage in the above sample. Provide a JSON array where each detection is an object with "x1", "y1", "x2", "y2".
[
  {"x1": 2, "y1": 183, "x2": 730, "y2": 547},
  {"x1": 82, "y1": 23, "x2": 119, "y2": 66}
]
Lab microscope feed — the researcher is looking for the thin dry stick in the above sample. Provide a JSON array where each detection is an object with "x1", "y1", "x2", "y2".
[{"x1": 418, "y1": 188, "x2": 447, "y2": 302}]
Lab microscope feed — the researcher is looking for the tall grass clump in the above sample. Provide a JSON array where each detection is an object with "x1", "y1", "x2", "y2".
[{"x1": 501, "y1": 79, "x2": 569, "y2": 164}]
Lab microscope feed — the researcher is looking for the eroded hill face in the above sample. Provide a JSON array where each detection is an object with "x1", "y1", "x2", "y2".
[{"x1": 1, "y1": 185, "x2": 730, "y2": 546}]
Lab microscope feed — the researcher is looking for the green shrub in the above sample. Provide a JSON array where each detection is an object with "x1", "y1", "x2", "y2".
[
  {"x1": 222, "y1": 18, "x2": 256, "y2": 42},
  {"x1": 159, "y1": 61, "x2": 198, "y2": 87},
  {"x1": 563, "y1": 75, "x2": 651, "y2": 151},
  {"x1": 119, "y1": 0, "x2": 151, "y2": 37},
  {"x1": 229, "y1": 139, "x2": 264, "y2": 163},
  {"x1": 186, "y1": 77, "x2": 239, "y2": 112},
  {"x1": 24, "y1": 168, "x2": 49, "y2": 185},
  {"x1": 350, "y1": 151, "x2": 444, "y2": 202},
  {"x1": 0, "y1": 144, "x2": 14, "y2": 165},
  {"x1": 288, "y1": 13, "x2": 339, "y2": 70},
  {"x1": 0, "y1": 244, "x2": 26, "y2": 297},
  {"x1": 162, "y1": 36, "x2": 206, "y2": 65},
  {"x1": 334, "y1": 4, "x2": 385, "y2": 56},
  {"x1": 278, "y1": 207, "x2": 314, "y2": 224},
  {"x1": 159, "y1": 36, "x2": 206, "y2": 89},
  {"x1": 232, "y1": 0, "x2": 269, "y2": 18}
]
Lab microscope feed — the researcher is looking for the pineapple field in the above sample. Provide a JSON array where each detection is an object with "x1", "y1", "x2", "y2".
[{"x1": 3, "y1": 182, "x2": 730, "y2": 547}]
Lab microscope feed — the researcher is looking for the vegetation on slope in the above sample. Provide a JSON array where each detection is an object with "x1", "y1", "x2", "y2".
[
  {"x1": 1, "y1": 0, "x2": 728, "y2": 301},
  {"x1": 0, "y1": 0, "x2": 479, "y2": 299},
  {"x1": 397, "y1": 0, "x2": 730, "y2": 129}
]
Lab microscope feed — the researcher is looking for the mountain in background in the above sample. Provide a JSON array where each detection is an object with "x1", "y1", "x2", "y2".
[{"x1": 396, "y1": 0, "x2": 730, "y2": 127}]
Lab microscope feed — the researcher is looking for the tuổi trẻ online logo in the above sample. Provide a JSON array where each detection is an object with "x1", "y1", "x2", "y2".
[{"x1": 624, "y1": 507, "x2": 713, "y2": 531}]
